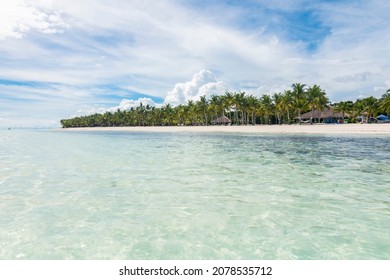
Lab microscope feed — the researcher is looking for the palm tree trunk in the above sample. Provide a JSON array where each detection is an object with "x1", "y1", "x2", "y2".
[
  {"x1": 298, "y1": 110, "x2": 301, "y2": 125},
  {"x1": 310, "y1": 108, "x2": 314, "y2": 125},
  {"x1": 286, "y1": 110, "x2": 289, "y2": 124}
]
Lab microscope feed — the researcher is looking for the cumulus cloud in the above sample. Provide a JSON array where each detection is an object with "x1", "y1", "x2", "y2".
[
  {"x1": 76, "y1": 98, "x2": 159, "y2": 116},
  {"x1": 0, "y1": 0, "x2": 69, "y2": 39},
  {"x1": 109, "y1": 98, "x2": 158, "y2": 111},
  {"x1": 164, "y1": 70, "x2": 227, "y2": 105}
]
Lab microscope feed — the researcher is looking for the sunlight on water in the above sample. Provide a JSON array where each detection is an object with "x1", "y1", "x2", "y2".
[{"x1": 0, "y1": 129, "x2": 389, "y2": 259}]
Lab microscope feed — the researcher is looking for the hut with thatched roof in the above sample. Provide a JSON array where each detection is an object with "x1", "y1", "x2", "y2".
[
  {"x1": 211, "y1": 115, "x2": 231, "y2": 125},
  {"x1": 298, "y1": 107, "x2": 346, "y2": 123}
]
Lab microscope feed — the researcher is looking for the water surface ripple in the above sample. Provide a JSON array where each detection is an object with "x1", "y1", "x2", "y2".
[{"x1": 0, "y1": 130, "x2": 389, "y2": 259}]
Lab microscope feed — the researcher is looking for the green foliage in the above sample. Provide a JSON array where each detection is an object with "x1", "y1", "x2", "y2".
[
  {"x1": 60, "y1": 86, "x2": 390, "y2": 128},
  {"x1": 380, "y1": 90, "x2": 390, "y2": 115}
]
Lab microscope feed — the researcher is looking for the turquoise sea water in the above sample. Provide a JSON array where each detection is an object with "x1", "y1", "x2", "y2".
[{"x1": 0, "y1": 129, "x2": 389, "y2": 259}]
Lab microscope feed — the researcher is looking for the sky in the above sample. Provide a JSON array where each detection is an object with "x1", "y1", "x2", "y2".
[{"x1": 0, "y1": 0, "x2": 389, "y2": 127}]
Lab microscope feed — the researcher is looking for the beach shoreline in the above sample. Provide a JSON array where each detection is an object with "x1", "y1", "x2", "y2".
[{"x1": 59, "y1": 123, "x2": 390, "y2": 135}]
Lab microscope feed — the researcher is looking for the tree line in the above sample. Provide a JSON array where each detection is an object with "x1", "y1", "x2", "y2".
[{"x1": 60, "y1": 84, "x2": 390, "y2": 128}]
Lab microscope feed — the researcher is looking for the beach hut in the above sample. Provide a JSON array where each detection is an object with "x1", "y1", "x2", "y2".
[
  {"x1": 298, "y1": 108, "x2": 345, "y2": 123},
  {"x1": 320, "y1": 108, "x2": 345, "y2": 123},
  {"x1": 298, "y1": 110, "x2": 322, "y2": 122},
  {"x1": 211, "y1": 116, "x2": 231, "y2": 125}
]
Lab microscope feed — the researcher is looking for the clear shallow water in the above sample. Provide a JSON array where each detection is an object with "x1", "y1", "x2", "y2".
[{"x1": 0, "y1": 129, "x2": 389, "y2": 259}]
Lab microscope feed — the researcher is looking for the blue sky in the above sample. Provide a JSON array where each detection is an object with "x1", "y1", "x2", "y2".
[{"x1": 0, "y1": 0, "x2": 389, "y2": 127}]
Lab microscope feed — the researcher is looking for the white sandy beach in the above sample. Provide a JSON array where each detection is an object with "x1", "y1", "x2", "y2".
[{"x1": 61, "y1": 123, "x2": 390, "y2": 135}]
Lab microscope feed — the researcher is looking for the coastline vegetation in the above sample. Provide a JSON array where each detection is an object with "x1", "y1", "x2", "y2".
[{"x1": 61, "y1": 85, "x2": 390, "y2": 128}]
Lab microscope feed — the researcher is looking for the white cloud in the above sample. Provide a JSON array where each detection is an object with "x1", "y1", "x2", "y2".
[
  {"x1": 76, "y1": 98, "x2": 159, "y2": 116},
  {"x1": 0, "y1": 0, "x2": 69, "y2": 39},
  {"x1": 164, "y1": 70, "x2": 227, "y2": 105},
  {"x1": 109, "y1": 98, "x2": 158, "y2": 111}
]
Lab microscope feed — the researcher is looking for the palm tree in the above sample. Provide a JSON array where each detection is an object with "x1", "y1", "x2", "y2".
[
  {"x1": 247, "y1": 95, "x2": 259, "y2": 125},
  {"x1": 186, "y1": 100, "x2": 197, "y2": 125},
  {"x1": 103, "y1": 111, "x2": 113, "y2": 126},
  {"x1": 175, "y1": 104, "x2": 186, "y2": 125},
  {"x1": 223, "y1": 92, "x2": 235, "y2": 124},
  {"x1": 291, "y1": 83, "x2": 308, "y2": 124},
  {"x1": 280, "y1": 90, "x2": 293, "y2": 124},
  {"x1": 261, "y1": 94, "x2": 274, "y2": 125},
  {"x1": 234, "y1": 92, "x2": 247, "y2": 124},
  {"x1": 161, "y1": 103, "x2": 174, "y2": 125},
  {"x1": 135, "y1": 103, "x2": 144, "y2": 126},
  {"x1": 256, "y1": 98, "x2": 265, "y2": 124},
  {"x1": 230, "y1": 92, "x2": 239, "y2": 124},
  {"x1": 209, "y1": 95, "x2": 220, "y2": 122},
  {"x1": 351, "y1": 99, "x2": 364, "y2": 123},
  {"x1": 362, "y1": 96, "x2": 379, "y2": 123},
  {"x1": 147, "y1": 106, "x2": 157, "y2": 126},
  {"x1": 196, "y1": 95, "x2": 209, "y2": 125},
  {"x1": 334, "y1": 101, "x2": 353, "y2": 122},
  {"x1": 306, "y1": 85, "x2": 329, "y2": 124},
  {"x1": 273, "y1": 93, "x2": 283, "y2": 125},
  {"x1": 380, "y1": 90, "x2": 390, "y2": 115},
  {"x1": 220, "y1": 95, "x2": 230, "y2": 119}
]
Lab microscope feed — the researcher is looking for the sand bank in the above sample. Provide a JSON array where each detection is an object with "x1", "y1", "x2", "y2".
[{"x1": 61, "y1": 123, "x2": 390, "y2": 135}]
